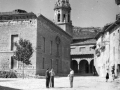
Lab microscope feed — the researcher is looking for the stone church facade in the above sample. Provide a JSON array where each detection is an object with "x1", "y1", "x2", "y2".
[{"x1": 0, "y1": 0, "x2": 72, "y2": 76}]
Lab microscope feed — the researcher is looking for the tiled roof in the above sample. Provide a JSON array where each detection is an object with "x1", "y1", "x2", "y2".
[
  {"x1": 0, "y1": 9, "x2": 37, "y2": 20},
  {"x1": 0, "y1": 9, "x2": 27, "y2": 15},
  {"x1": 73, "y1": 27, "x2": 101, "y2": 39},
  {"x1": 71, "y1": 38, "x2": 96, "y2": 46}
]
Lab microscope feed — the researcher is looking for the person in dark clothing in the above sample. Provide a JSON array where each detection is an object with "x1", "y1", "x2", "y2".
[
  {"x1": 106, "y1": 70, "x2": 109, "y2": 82},
  {"x1": 112, "y1": 66, "x2": 115, "y2": 81},
  {"x1": 45, "y1": 68, "x2": 50, "y2": 88}
]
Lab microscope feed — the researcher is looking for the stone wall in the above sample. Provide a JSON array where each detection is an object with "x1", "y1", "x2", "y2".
[
  {"x1": 36, "y1": 15, "x2": 71, "y2": 75},
  {"x1": 0, "y1": 19, "x2": 37, "y2": 76}
]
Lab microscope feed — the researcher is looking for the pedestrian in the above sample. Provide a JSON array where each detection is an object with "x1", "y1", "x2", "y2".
[
  {"x1": 50, "y1": 68, "x2": 55, "y2": 88},
  {"x1": 106, "y1": 69, "x2": 109, "y2": 82},
  {"x1": 111, "y1": 66, "x2": 115, "y2": 81},
  {"x1": 68, "y1": 68, "x2": 74, "y2": 88},
  {"x1": 45, "y1": 68, "x2": 50, "y2": 88}
]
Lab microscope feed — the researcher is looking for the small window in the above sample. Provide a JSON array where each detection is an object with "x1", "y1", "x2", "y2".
[
  {"x1": 58, "y1": 13, "x2": 60, "y2": 22},
  {"x1": 118, "y1": 30, "x2": 119, "y2": 33},
  {"x1": 43, "y1": 58, "x2": 45, "y2": 69},
  {"x1": 89, "y1": 47, "x2": 93, "y2": 51},
  {"x1": 51, "y1": 59, "x2": 52, "y2": 68},
  {"x1": 43, "y1": 37, "x2": 45, "y2": 53},
  {"x1": 79, "y1": 47, "x2": 85, "y2": 51},
  {"x1": 50, "y1": 41, "x2": 52, "y2": 55},
  {"x1": 11, "y1": 56, "x2": 17, "y2": 69},
  {"x1": 63, "y1": 14, "x2": 66, "y2": 22},
  {"x1": 68, "y1": 14, "x2": 70, "y2": 22},
  {"x1": 11, "y1": 35, "x2": 18, "y2": 51}
]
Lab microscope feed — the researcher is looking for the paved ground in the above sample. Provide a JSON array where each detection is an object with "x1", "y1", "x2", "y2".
[{"x1": 0, "y1": 76, "x2": 120, "y2": 90}]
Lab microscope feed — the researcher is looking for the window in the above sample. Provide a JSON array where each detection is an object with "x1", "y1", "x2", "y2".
[
  {"x1": 11, "y1": 35, "x2": 18, "y2": 51},
  {"x1": 57, "y1": 44, "x2": 59, "y2": 56},
  {"x1": 50, "y1": 41, "x2": 52, "y2": 55},
  {"x1": 89, "y1": 47, "x2": 93, "y2": 51},
  {"x1": 11, "y1": 56, "x2": 17, "y2": 69},
  {"x1": 43, "y1": 58, "x2": 45, "y2": 69},
  {"x1": 68, "y1": 13, "x2": 70, "y2": 22},
  {"x1": 63, "y1": 14, "x2": 66, "y2": 22},
  {"x1": 79, "y1": 47, "x2": 85, "y2": 51},
  {"x1": 43, "y1": 37, "x2": 45, "y2": 53},
  {"x1": 51, "y1": 59, "x2": 52, "y2": 68},
  {"x1": 58, "y1": 13, "x2": 60, "y2": 22},
  {"x1": 56, "y1": 59, "x2": 59, "y2": 73}
]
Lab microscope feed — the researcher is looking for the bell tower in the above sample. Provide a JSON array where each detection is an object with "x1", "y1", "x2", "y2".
[
  {"x1": 54, "y1": 0, "x2": 73, "y2": 36},
  {"x1": 115, "y1": 0, "x2": 120, "y2": 20}
]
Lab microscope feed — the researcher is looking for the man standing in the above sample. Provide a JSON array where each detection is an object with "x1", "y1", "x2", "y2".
[
  {"x1": 68, "y1": 68, "x2": 74, "y2": 88},
  {"x1": 50, "y1": 68, "x2": 55, "y2": 88},
  {"x1": 45, "y1": 68, "x2": 50, "y2": 88}
]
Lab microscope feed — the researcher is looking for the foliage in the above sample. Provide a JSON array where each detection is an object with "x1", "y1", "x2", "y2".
[
  {"x1": 0, "y1": 71, "x2": 17, "y2": 78},
  {"x1": 13, "y1": 38, "x2": 33, "y2": 65}
]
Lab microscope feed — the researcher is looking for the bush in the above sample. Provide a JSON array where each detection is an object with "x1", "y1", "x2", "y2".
[{"x1": 0, "y1": 71, "x2": 17, "y2": 78}]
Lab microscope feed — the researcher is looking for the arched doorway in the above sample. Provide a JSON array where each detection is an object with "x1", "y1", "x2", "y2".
[
  {"x1": 71, "y1": 60, "x2": 78, "y2": 73},
  {"x1": 90, "y1": 60, "x2": 94, "y2": 73},
  {"x1": 79, "y1": 60, "x2": 89, "y2": 74}
]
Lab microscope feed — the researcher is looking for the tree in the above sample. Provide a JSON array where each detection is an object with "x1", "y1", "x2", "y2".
[{"x1": 13, "y1": 38, "x2": 33, "y2": 78}]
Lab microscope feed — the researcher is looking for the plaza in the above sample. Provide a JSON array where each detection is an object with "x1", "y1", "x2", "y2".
[{"x1": 0, "y1": 76, "x2": 120, "y2": 90}]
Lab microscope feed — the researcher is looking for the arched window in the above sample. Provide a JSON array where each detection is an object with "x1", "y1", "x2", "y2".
[
  {"x1": 63, "y1": 14, "x2": 66, "y2": 22},
  {"x1": 58, "y1": 13, "x2": 60, "y2": 22},
  {"x1": 68, "y1": 13, "x2": 70, "y2": 22}
]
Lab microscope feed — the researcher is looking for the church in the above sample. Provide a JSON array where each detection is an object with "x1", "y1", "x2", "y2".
[
  {"x1": 0, "y1": 0, "x2": 72, "y2": 76},
  {"x1": 0, "y1": 0, "x2": 100, "y2": 76}
]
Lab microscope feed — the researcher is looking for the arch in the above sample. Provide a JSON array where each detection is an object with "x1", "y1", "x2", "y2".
[
  {"x1": 79, "y1": 60, "x2": 89, "y2": 74},
  {"x1": 90, "y1": 60, "x2": 94, "y2": 73},
  {"x1": 71, "y1": 60, "x2": 78, "y2": 73}
]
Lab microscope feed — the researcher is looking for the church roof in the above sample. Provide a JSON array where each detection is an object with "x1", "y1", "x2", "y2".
[
  {"x1": 73, "y1": 26, "x2": 101, "y2": 40},
  {"x1": 37, "y1": 14, "x2": 72, "y2": 39}
]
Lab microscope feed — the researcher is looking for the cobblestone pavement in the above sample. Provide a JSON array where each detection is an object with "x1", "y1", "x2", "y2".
[{"x1": 0, "y1": 76, "x2": 120, "y2": 90}]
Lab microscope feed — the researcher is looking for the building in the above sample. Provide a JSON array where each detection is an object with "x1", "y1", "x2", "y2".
[
  {"x1": 95, "y1": 21, "x2": 120, "y2": 78},
  {"x1": 0, "y1": 0, "x2": 72, "y2": 76},
  {"x1": 70, "y1": 27, "x2": 100, "y2": 75},
  {"x1": 95, "y1": 0, "x2": 120, "y2": 78}
]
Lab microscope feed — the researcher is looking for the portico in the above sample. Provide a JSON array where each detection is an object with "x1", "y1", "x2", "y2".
[{"x1": 71, "y1": 54, "x2": 95, "y2": 75}]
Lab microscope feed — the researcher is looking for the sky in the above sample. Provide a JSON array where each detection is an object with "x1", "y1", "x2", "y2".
[{"x1": 0, "y1": 0, "x2": 119, "y2": 27}]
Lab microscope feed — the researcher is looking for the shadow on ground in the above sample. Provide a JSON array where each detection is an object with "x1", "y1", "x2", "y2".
[
  {"x1": 0, "y1": 86, "x2": 21, "y2": 90},
  {"x1": 54, "y1": 87, "x2": 70, "y2": 89}
]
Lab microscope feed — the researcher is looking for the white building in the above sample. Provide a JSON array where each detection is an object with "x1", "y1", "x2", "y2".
[{"x1": 95, "y1": 21, "x2": 120, "y2": 78}]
